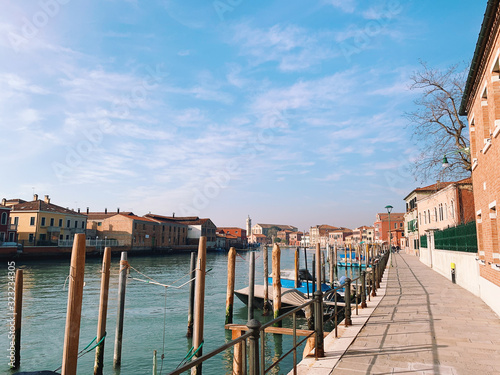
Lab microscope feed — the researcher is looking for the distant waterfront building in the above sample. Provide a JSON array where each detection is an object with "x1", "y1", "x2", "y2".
[
  {"x1": 328, "y1": 228, "x2": 353, "y2": 247},
  {"x1": 352, "y1": 226, "x2": 374, "y2": 244},
  {"x1": 459, "y1": 0, "x2": 500, "y2": 315},
  {"x1": 10, "y1": 194, "x2": 87, "y2": 246},
  {"x1": 309, "y1": 224, "x2": 339, "y2": 246},
  {"x1": 145, "y1": 214, "x2": 216, "y2": 248},
  {"x1": 217, "y1": 227, "x2": 247, "y2": 248},
  {"x1": 0, "y1": 201, "x2": 17, "y2": 243},
  {"x1": 289, "y1": 231, "x2": 303, "y2": 246},
  {"x1": 373, "y1": 212, "x2": 405, "y2": 246}
]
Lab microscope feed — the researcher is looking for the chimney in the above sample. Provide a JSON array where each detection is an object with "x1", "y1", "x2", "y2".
[
  {"x1": 87, "y1": 207, "x2": 89, "y2": 214},
  {"x1": 173, "y1": 212, "x2": 175, "y2": 218},
  {"x1": 44, "y1": 195, "x2": 50, "y2": 204},
  {"x1": 34, "y1": 194, "x2": 39, "y2": 201},
  {"x1": 117, "y1": 208, "x2": 120, "y2": 213},
  {"x1": 105, "y1": 208, "x2": 107, "y2": 214},
  {"x1": 1, "y1": 198, "x2": 6, "y2": 206},
  {"x1": 78, "y1": 208, "x2": 80, "y2": 213}
]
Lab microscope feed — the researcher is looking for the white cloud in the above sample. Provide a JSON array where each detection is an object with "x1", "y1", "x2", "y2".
[{"x1": 323, "y1": 0, "x2": 356, "y2": 13}]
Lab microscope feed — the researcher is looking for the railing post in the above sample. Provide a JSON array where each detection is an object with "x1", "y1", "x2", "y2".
[
  {"x1": 361, "y1": 271, "x2": 367, "y2": 308},
  {"x1": 376, "y1": 262, "x2": 381, "y2": 289},
  {"x1": 371, "y1": 262, "x2": 377, "y2": 297},
  {"x1": 247, "y1": 319, "x2": 261, "y2": 375},
  {"x1": 344, "y1": 278, "x2": 352, "y2": 326},
  {"x1": 313, "y1": 290, "x2": 324, "y2": 358}
]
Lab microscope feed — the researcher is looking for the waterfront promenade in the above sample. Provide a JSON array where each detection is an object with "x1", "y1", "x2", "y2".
[{"x1": 299, "y1": 252, "x2": 500, "y2": 375}]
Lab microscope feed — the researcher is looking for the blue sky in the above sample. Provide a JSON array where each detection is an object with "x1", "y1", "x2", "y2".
[{"x1": 0, "y1": 0, "x2": 486, "y2": 230}]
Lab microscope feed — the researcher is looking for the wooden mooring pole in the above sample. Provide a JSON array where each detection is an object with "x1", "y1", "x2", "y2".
[
  {"x1": 315, "y1": 244, "x2": 322, "y2": 292},
  {"x1": 187, "y1": 251, "x2": 196, "y2": 337},
  {"x1": 321, "y1": 250, "x2": 326, "y2": 284},
  {"x1": 62, "y1": 233, "x2": 86, "y2": 375},
  {"x1": 225, "y1": 247, "x2": 236, "y2": 324},
  {"x1": 192, "y1": 236, "x2": 207, "y2": 375},
  {"x1": 248, "y1": 252, "x2": 255, "y2": 321},
  {"x1": 328, "y1": 244, "x2": 334, "y2": 285},
  {"x1": 94, "y1": 247, "x2": 111, "y2": 375},
  {"x1": 272, "y1": 243, "x2": 282, "y2": 325},
  {"x1": 263, "y1": 245, "x2": 271, "y2": 315},
  {"x1": 113, "y1": 251, "x2": 129, "y2": 368},
  {"x1": 13, "y1": 269, "x2": 23, "y2": 369},
  {"x1": 294, "y1": 247, "x2": 299, "y2": 288}
]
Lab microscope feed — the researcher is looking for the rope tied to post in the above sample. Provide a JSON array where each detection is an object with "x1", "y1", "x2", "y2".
[
  {"x1": 175, "y1": 340, "x2": 204, "y2": 369},
  {"x1": 53, "y1": 332, "x2": 107, "y2": 372}
]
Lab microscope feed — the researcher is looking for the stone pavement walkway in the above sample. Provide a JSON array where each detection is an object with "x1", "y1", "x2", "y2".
[{"x1": 331, "y1": 252, "x2": 500, "y2": 375}]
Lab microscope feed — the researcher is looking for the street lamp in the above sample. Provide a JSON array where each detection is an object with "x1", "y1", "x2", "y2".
[
  {"x1": 442, "y1": 147, "x2": 470, "y2": 168},
  {"x1": 385, "y1": 205, "x2": 393, "y2": 267}
]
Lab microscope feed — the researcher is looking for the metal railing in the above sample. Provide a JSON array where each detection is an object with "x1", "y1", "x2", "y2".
[
  {"x1": 57, "y1": 239, "x2": 120, "y2": 248},
  {"x1": 168, "y1": 251, "x2": 389, "y2": 375}
]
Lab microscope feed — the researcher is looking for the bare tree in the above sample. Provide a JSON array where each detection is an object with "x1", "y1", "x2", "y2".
[{"x1": 406, "y1": 61, "x2": 471, "y2": 182}]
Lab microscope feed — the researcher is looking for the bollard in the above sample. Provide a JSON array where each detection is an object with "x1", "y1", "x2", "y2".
[
  {"x1": 360, "y1": 271, "x2": 367, "y2": 308},
  {"x1": 313, "y1": 290, "x2": 325, "y2": 358},
  {"x1": 344, "y1": 278, "x2": 352, "y2": 326},
  {"x1": 371, "y1": 262, "x2": 377, "y2": 297},
  {"x1": 247, "y1": 319, "x2": 261, "y2": 375},
  {"x1": 376, "y1": 262, "x2": 381, "y2": 289}
]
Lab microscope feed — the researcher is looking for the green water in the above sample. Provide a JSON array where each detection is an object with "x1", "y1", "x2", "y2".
[{"x1": 1, "y1": 247, "x2": 361, "y2": 374}]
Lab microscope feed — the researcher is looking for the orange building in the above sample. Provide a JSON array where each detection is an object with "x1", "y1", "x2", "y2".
[
  {"x1": 460, "y1": 0, "x2": 500, "y2": 314},
  {"x1": 374, "y1": 213, "x2": 405, "y2": 246}
]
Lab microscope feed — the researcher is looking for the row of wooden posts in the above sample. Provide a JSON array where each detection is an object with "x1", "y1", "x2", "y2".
[
  {"x1": 224, "y1": 242, "x2": 383, "y2": 326},
  {"x1": 9, "y1": 233, "x2": 383, "y2": 374}
]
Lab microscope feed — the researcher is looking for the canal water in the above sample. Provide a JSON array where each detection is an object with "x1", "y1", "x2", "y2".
[{"x1": 1, "y1": 247, "x2": 362, "y2": 375}]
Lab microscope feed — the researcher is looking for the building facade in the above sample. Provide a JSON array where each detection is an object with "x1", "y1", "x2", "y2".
[
  {"x1": 374, "y1": 212, "x2": 405, "y2": 246},
  {"x1": 460, "y1": 0, "x2": 500, "y2": 315},
  {"x1": 309, "y1": 224, "x2": 339, "y2": 246},
  {"x1": 0, "y1": 204, "x2": 17, "y2": 243},
  {"x1": 10, "y1": 195, "x2": 87, "y2": 246}
]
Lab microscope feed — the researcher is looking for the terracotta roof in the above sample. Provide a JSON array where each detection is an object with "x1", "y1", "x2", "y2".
[
  {"x1": 118, "y1": 213, "x2": 158, "y2": 223},
  {"x1": 255, "y1": 224, "x2": 297, "y2": 230},
  {"x1": 86, "y1": 212, "x2": 133, "y2": 220},
  {"x1": 376, "y1": 213, "x2": 405, "y2": 221},
  {"x1": 12, "y1": 200, "x2": 86, "y2": 216},
  {"x1": 253, "y1": 234, "x2": 267, "y2": 238}
]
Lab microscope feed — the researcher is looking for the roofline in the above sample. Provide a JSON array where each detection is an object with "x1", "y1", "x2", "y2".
[{"x1": 460, "y1": 0, "x2": 499, "y2": 115}]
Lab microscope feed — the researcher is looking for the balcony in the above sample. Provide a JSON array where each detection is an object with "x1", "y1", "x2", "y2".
[
  {"x1": 58, "y1": 239, "x2": 121, "y2": 247},
  {"x1": 46, "y1": 226, "x2": 61, "y2": 232},
  {"x1": 8, "y1": 223, "x2": 17, "y2": 231}
]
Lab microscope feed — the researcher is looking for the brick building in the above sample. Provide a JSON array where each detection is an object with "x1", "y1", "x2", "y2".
[
  {"x1": 374, "y1": 212, "x2": 405, "y2": 246},
  {"x1": 289, "y1": 231, "x2": 303, "y2": 246},
  {"x1": 460, "y1": 0, "x2": 500, "y2": 314},
  {"x1": 328, "y1": 228, "x2": 353, "y2": 247},
  {"x1": 217, "y1": 227, "x2": 247, "y2": 248}
]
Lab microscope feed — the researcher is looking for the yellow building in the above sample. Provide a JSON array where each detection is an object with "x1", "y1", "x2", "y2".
[{"x1": 10, "y1": 195, "x2": 87, "y2": 246}]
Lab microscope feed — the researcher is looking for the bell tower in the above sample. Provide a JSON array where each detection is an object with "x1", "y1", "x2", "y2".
[{"x1": 246, "y1": 215, "x2": 251, "y2": 238}]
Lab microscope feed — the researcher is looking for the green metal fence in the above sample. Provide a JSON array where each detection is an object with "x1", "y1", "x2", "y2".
[
  {"x1": 433, "y1": 221, "x2": 478, "y2": 252},
  {"x1": 420, "y1": 234, "x2": 428, "y2": 248}
]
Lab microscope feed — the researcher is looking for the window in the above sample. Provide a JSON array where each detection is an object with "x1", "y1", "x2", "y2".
[
  {"x1": 30, "y1": 217, "x2": 35, "y2": 226},
  {"x1": 74, "y1": 220, "x2": 78, "y2": 228},
  {"x1": 59, "y1": 219, "x2": 63, "y2": 227},
  {"x1": 29, "y1": 234, "x2": 34, "y2": 242},
  {"x1": 59, "y1": 235, "x2": 63, "y2": 240},
  {"x1": 444, "y1": 204, "x2": 448, "y2": 220},
  {"x1": 428, "y1": 210, "x2": 431, "y2": 223},
  {"x1": 419, "y1": 213, "x2": 422, "y2": 225},
  {"x1": 67, "y1": 220, "x2": 71, "y2": 228},
  {"x1": 82, "y1": 221, "x2": 85, "y2": 229},
  {"x1": 50, "y1": 218, "x2": 55, "y2": 226},
  {"x1": 0, "y1": 212, "x2": 7, "y2": 225},
  {"x1": 143, "y1": 224, "x2": 146, "y2": 230},
  {"x1": 41, "y1": 217, "x2": 46, "y2": 226},
  {"x1": 66, "y1": 235, "x2": 69, "y2": 240},
  {"x1": 434, "y1": 208, "x2": 438, "y2": 222},
  {"x1": 450, "y1": 200, "x2": 455, "y2": 219}
]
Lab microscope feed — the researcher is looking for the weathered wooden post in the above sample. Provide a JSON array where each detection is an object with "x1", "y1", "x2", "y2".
[
  {"x1": 371, "y1": 260, "x2": 377, "y2": 297},
  {"x1": 294, "y1": 247, "x2": 299, "y2": 288},
  {"x1": 263, "y1": 245, "x2": 271, "y2": 315},
  {"x1": 328, "y1": 244, "x2": 334, "y2": 285},
  {"x1": 13, "y1": 269, "x2": 23, "y2": 369},
  {"x1": 312, "y1": 256, "x2": 316, "y2": 293},
  {"x1": 187, "y1": 252, "x2": 196, "y2": 337},
  {"x1": 344, "y1": 246, "x2": 348, "y2": 270},
  {"x1": 334, "y1": 244, "x2": 338, "y2": 278},
  {"x1": 321, "y1": 250, "x2": 326, "y2": 284},
  {"x1": 113, "y1": 251, "x2": 129, "y2": 368},
  {"x1": 315, "y1": 244, "x2": 321, "y2": 292},
  {"x1": 225, "y1": 247, "x2": 236, "y2": 324},
  {"x1": 62, "y1": 233, "x2": 86, "y2": 375},
  {"x1": 248, "y1": 252, "x2": 255, "y2": 321},
  {"x1": 192, "y1": 236, "x2": 207, "y2": 375},
  {"x1": 272, "y1": 243, "x2": 282, "y2": 325},
  {"x1": 94, "y1": 247, "x2": 111, "y2": 375},
  {"x1": 153, "y1": 350, "x2": 157, "y2": 375}
]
